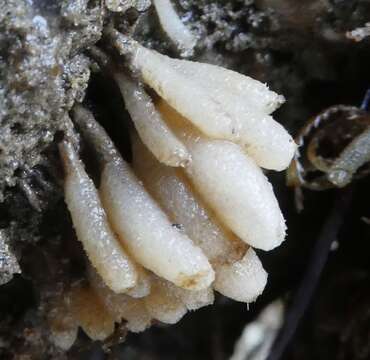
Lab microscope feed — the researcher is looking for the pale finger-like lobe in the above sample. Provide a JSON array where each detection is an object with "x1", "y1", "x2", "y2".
[
  {"x1": 59, "y1": 141, "x2": 138, "y2": 293},
  {"x1": 185, "y1": 139, "x2": 286, "y2": 250},
  {"x1": 116, "y1": 73, "x2": 191, "y2": 167},
  {"x1": 167, "y1": 57, "x2": 284, "y2": 114},
  {"x1": 153, "y1": 0, "x2": 196, "y2": 57},
  {"x1": 133, "y1": 46, "x2": 236, "y2": 138}
]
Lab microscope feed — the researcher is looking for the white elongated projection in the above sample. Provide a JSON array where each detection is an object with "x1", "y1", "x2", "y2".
[
  {"x1": 167, "y1": 57, "x2": 284, "y2": 114},
  {"x1": 185, "y1": 139, "x2": 286, "y2": 250},
  {"x1": 73, "y1": 106, "x2": 214, "y2": 290},
  {"x1": 153, "y1": 0, "x2": 196, "y2": 57},
  {"x1": 133, "y1": 135, "x2": 267, "y2": 302},
  {"x1": 124, "y1": 40, "x2": 295, "y2": 170},
  {"x1": 157, "y1": 100, "x2": 286, "y2": 251},
  {"x1": 59, "y1": 140, "x2": 138, "y2": 293},
  {"x1": 115, "y1": 72, "x2": 191, "y2": 167},
  {"x1": 132, "y1": 45, "x2": 235, "y2": 138}
]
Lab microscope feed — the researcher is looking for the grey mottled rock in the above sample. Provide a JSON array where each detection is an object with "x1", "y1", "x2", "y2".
[{"x1": 0, "y1": 229, "x2": 21, "y2": 285}]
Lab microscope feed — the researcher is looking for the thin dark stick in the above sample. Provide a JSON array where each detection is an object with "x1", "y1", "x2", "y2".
[
  {"x1": 266, "y1": 189, "x2": 352, "y2": 360},
  {"x1": 360, "y1": 88, "x2": 370, "y2": 111}
]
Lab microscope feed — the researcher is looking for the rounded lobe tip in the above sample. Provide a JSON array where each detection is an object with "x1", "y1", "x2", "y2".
[{"x1": 215, "y1": 248, "x2": 268, "y2": 303}]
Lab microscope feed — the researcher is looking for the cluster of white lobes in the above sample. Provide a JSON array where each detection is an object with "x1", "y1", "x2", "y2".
[{"x1": 50, "y1": 38, "x2": 296, "y2": 350}]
